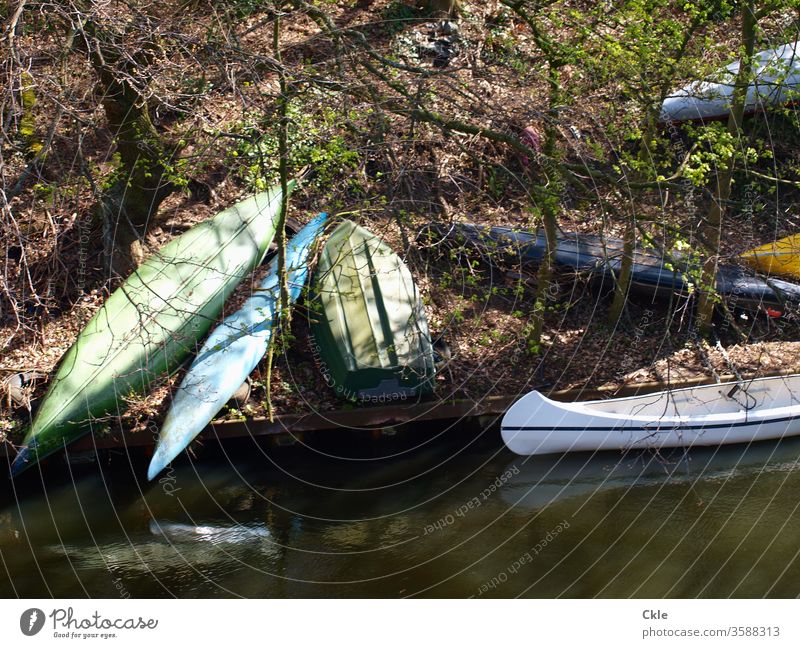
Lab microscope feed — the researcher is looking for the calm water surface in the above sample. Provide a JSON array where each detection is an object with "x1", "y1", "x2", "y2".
[{"x1": 3, "y1": 428, "x2": 800, "y2": 597}]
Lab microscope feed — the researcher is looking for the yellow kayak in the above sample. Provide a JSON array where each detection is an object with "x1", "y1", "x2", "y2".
[{"x1": 740, "y1": 235, "x2": 800, "y2": 278}]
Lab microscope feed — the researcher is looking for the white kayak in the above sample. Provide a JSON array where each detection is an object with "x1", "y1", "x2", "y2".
[
  {"x1": 501, "y1": 375, "x2": 800, "y2": 456},
  {"x1": 660, "y1": 41, "x2": 800, "y2": 123}
]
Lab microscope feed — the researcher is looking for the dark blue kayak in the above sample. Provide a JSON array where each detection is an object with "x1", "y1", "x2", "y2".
[{"x1": 424, "y1": 223, "x2": 800, "y2": 311}]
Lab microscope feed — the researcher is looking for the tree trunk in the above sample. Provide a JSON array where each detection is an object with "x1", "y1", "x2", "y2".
[
  {"x1": 86, "y1": 24, "x2": 177, "y2": 277},
  {"x1": 607, "y1": 217, "x2": 636, "y2": 325},
  {"x1": 266, "y1": 8, "x2": 292, "y2": 423},
  {"x1": 607, "y1": 113, "x2": 659, "y2": 325},
  {"x1": 528, "y1": 66, "x2": 562, "y2": 354},
  {"x1": 696, "y1": 4, "x2": 756, "y2": 337},
  {"x1": 500, "y1": 1, "x2": 564, "y2": 355}
]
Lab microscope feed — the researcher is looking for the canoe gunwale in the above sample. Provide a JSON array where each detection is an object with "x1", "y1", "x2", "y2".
[
  {"x1": 502, "y1": 411, "x2": 800, "y2": 433},
  {"x1": 578, "y1": 373, "x2": 800, "y2": 405}
]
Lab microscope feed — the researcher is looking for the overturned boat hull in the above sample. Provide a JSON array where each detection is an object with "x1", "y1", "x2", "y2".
[
  {"x1": 311, "y1": 220, "x2": 436, "y2": 400},
  {"x1": 660, "y1": 41, "x2": 800, "y2": 124},
  {"x1": 741, "y1": 234, "x2": 800, "y2": 279},
  {"x1": 425, "y1": 223, "x2": 800, "y2": 311},
  {"x1": 148, "y1": 213, "x2": 328, "y2": 480}
]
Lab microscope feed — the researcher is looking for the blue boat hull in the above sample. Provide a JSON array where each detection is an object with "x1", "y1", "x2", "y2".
[
  {"x1": 148, "y1": 213, "x2": 328, "y2": 479},
  {"x1": 425, "y1": 223, "x2": 800, "y2": 311}
]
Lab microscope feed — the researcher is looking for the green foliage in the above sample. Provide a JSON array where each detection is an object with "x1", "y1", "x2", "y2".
[
  {"x1": 681, "y1": 123, "x2": 759, "y2": 187},
  {"x1": 231, "y1": 97, "x2": 360, "y2": 192},
  {"x1": 31, "y1": 182, "x2": 54, "y2": 200},
  {"x1": 162, "y1": 157, "x2": 192, "y2": 191},
  {"x1": 225, "y1": 0, "x2": 266, "y2": 20},
  {"x1": 486, "y1": 165, "x2": 509, "y2": 200},
  {"x1": 100, "y1": 151, "x2": 124, "y2": 191},
  {"x1": 521, "y1": 316, "x2": 542, "y2": 356},
  {"x1": 586, "y1": 0, "x2": 718, "y2": 133},
  {"x1": 529, "y1": 185, "x2": 560, "y2": 226}
]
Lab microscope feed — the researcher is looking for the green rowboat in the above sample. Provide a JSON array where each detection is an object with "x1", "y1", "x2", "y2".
[{"x1": 310, "y1": 220, "x2": 435, "y2": 401}]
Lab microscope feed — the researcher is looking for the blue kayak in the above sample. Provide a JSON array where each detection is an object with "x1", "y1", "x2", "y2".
[{"x1": 148, "y1": 213, "x2": 328, "y2": 479}]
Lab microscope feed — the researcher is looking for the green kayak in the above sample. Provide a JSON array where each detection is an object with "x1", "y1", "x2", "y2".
[
  {"x1": 10, "y1": 184, "x2": 289, "y2": 475},
  {"x1": 310, "y1": 220, "x2": 435, "y2": 401}
]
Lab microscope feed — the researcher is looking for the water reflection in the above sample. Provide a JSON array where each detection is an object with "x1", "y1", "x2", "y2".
[
  {"x1": 501, "y1": 439, "x2": 800, "y2": 513},
  {"x1": 2, "y1": 433, "x2": 800, "y2": 597},
  {"x1": 149, "y1": 520, "x2": 272, "y2": 544}
]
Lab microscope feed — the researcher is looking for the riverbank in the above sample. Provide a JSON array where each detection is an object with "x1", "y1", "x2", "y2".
[{"x1": 4, "y1": 1, "x2": 800, "y2": 461}]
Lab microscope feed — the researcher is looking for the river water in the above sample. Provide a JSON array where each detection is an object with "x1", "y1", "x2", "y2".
[{"x1": 3, "y1": 428, "x2": 800, "y2": 598}]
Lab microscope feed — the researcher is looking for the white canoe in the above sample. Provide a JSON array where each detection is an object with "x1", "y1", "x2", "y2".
[
  {"x1": 501, "y1": 375, "x2": 800, "y2": 455},
  {"x1": 660, "y1": 41, "x2": 800, "y2": 123}
]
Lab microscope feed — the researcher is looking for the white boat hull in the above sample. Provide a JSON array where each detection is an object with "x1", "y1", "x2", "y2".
[
  {"x1": 660, "y1": 41, "x2": 800, "y2": 123},
  {"x1": 501, "y1": 375, "x2": 800, "y2": 455}
]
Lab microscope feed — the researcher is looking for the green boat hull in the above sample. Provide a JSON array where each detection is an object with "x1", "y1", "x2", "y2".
[
  {"x1": 310, "y1": 220, "x2": 435, "y2": 401},
  {"x1": 10, "y1": 185, "x2": 288, "y2": 475}
]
